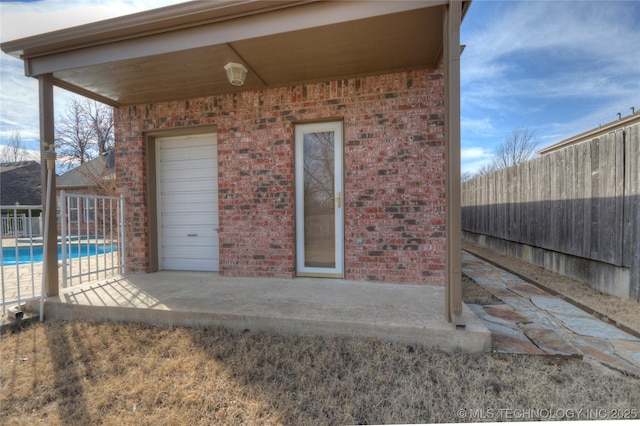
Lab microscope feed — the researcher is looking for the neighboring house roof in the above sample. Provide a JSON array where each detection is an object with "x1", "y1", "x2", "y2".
[
  {"x1": 0, "y1": 161, "x2": 41, "y2": 206},
  {"x1": 57, "y1": 150, "x2": 115, "y2": 189},
  {"x1": 538, "y1": 111, "x2": 640, "y2": 155},
  {"x1": 0, "y1": 0, "x2": 471, "y2": 107}
]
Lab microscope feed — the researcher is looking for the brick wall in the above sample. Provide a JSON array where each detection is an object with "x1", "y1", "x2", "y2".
[{"x1": 115, "y1": 68, "x2": 446, "y2": 285}]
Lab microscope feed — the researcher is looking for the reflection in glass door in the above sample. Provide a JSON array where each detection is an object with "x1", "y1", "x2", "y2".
[{"x1": 295, "y1": 122, "x2": 344, "y2": 277}]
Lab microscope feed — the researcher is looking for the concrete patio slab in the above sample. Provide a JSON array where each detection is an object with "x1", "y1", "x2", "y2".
[{"x1": 35, "y1": 272, "x2": 491, "y2": 353}]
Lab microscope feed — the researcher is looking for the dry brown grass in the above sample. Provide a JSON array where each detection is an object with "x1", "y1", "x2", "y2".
[
  {"x1": 462, "y1": 273, "x2": 501, "y2": 305},
  {"x1": 2, "y1": 320, "x2": 639, "y2": 425},
  {"x1": 462, "y1": 241, "x2": 640, "y2": 333}
]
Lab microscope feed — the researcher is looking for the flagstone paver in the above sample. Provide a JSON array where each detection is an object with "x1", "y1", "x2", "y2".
[
  {"x1": 509, "y1": 282, "x2": 554, "y2": 298},
  {"x1": 574, "y1": 343, "x2": 640, "y2": 377},
  {"x1": 611, "y1": 339, "x2": 640, "y2": 365},
  {"x1": 522, "y1": 325, "x2": 581, "y2": 356},
  {"x1": 483, "y1": 305, "x2": 531, "y2": 324},
  {"x1": 530, "y1": 296, "x2": 593, "y2": 317},
  {"x1": 611, "y1": 339, "x2": 640, "y2": 361},
  {"x1": 492, "y1": 333, "x2": 546, "y2": 355},
  {"x1": 483, "y1": 320, "x2": 523, "y2": 337},
  {"x1": 554, "y1": 315, "x2": 639, "y2": 341},
  {"x1": 493, "y1": 288, "x2": 520, "y2": 299},
  {"x1": 498, "y1": 272, "x2": 525, "y2": 284},
  {"x1": 463, "y1": 251, "x2": 640, "y2": 377}
]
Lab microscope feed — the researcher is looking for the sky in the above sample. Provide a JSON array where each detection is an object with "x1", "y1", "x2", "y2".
[{"x1": 0, "y1": 0, "x2": 639, "y2": 174}]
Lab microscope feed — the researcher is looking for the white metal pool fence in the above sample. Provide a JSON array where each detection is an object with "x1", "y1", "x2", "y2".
[
  {"x1": 1, "y1": 193, "x2": 125, "y2": 320},
  {"x1": 60, "y1": 191, "x2": 125, "y2": 288},
  {"x1": 0, "y1": 204, "x2": 44, "y2": 317},
  {"x1": 1, "y1": 209, "x2": 42, "y2": 238}
]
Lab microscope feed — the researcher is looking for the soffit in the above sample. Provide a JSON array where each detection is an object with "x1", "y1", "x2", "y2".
[{"x1": 2, "y1": 1, "x2": 450, "y2": 107}]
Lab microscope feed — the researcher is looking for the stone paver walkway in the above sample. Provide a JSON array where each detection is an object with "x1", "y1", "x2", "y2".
[{"x1": 462, "y1": 251, "x2": 640, "y2": 377}]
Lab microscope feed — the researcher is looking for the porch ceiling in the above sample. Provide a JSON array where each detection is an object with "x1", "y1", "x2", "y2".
[{"x1": 1, "y1": 0, "x2": 455, "y2": 107}]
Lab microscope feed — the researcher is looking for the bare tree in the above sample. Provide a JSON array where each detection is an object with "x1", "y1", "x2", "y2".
[
  {"x1": 79, "y1": 152, "x2": 117, "y2": 197},
  {"x1": 55, "y1": 98, "x2": 114, "y2": 169},
  {"x1": 471, "y1": 127, "x2": 538, "y2": 178},
  {"x1": 85, "y1": 99, "x2": 114, "y2": 155},
  {"x1": 461, "y1": 171, "x2": 474, "y2": 182},
  {"x1": 474, "y1": 162, "x2": 497, "y2": 177},
  {"x1": 0, "y1": 130, "x2": 32, "y2": 163},
  {"x1": 56, "y1": 99, "x2": 95, "y2": 168},
  {"x1": 303, "y1": 132, "x2": 335, "y2": 212},
  {"x1": 492, "y1": 127, "x2": 538, "y2": 170}
]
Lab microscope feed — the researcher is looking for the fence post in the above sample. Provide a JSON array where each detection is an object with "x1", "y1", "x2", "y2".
[
  {"x1": 12, "y1": 208, "x2": 18, "y2": 239},
  {"x1": 60, "y1": 190, "x2": 68, "y2": 288},
  {"x1": 119, "y1": 195, "x2": 126, "y2": 274}
]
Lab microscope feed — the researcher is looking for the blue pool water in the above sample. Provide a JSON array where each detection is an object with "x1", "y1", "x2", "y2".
[{"x1": 2, "y1": 244, "x2": 117, "y2": 266}]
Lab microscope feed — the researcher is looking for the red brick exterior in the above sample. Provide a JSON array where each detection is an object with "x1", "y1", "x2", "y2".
[{"x1": 115, "y1": 68, "x2": 446, "y2": 285}]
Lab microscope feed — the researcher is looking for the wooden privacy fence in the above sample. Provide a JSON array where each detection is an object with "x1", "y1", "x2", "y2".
[{"x1": 462, "y1": 123, "x2": 639, "y2": 301}]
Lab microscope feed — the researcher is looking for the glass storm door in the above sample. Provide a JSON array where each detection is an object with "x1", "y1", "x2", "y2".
[{"x1": 295, "y1": 122, "x2": 344, "y2": 277}]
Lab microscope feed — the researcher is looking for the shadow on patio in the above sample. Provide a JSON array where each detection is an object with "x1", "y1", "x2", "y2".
[{"x1": 38, "y1": 272, "x2": 490, "y2": 353}]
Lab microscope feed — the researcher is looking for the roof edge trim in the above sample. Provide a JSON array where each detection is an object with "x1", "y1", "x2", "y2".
[
  {"x1": 1, "y1": 0, "x2": 314, "y2": 58},
  {"x1": 538, "y1": 112, "x2": 640, "y2": 155}
]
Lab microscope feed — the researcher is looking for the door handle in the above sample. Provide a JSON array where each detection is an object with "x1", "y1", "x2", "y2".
[
  {"x1": 187, "y1": 234, "x2": 198, "y2": 237},
  {"x1": 335, "y1": 192, "x2": 341, "y2": 208}
]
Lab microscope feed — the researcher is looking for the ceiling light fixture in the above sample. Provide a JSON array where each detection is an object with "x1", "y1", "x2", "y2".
[{"x1": 224, "y1": 62, "x2": 248, "y2": 86}]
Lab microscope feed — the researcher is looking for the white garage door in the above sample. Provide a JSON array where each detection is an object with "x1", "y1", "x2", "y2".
[{"x1": 157, "y1": 134, "x2": 219, "y2": 271}]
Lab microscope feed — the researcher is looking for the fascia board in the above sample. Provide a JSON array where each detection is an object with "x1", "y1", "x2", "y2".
[
  {"x1": 1, "y1": 1, "x2": 307, "y2": 59},
  {"x1": 21, "y1": 1, "x2": 447, "y2": 77}
]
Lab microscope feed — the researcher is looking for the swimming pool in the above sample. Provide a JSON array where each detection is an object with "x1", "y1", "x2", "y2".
[{"x1": 2, "y1": 244, "x2": 117, "y2": 266}]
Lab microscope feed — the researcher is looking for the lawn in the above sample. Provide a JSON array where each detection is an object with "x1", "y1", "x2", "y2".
[{"x1": 2, "y1": 319, "x2": 638, "y2": 425}]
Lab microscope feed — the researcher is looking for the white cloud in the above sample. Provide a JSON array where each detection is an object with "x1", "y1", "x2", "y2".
[
  {"x1": 0, "y1": 53, "x2": 85, "y2": 150},
  {"x1": 463, "y1": 1, "x2": 638, "y2": 73},
  {"x1": 0, "y1": 1, "x2": 186, "y2": 151},
  {"x1": 460, "y1": 0, "x2": 640, "y2": 162},
  {"x1": 461, "y1": 146, "x2": 495, "y2": 175},
  {"x1": 462, "y1": 158, "x2": 494, "y2": 176},
  {"x1": 0, "y1": 144, "x2": 40, "y2": 162},
  {"x1": 0, "y1": 55, "x2": 40, "y2": 145},
  {"x1": 537, "y1": 99, "x2": 639, "y2": 151},
  {"x1": 461, "y1": 1, "x2": 640, "y2": 103},
  {"x1": 461, "y1": 146, "x2": 492, "y2": 161},
  {"x1": 461, "y1": 116, "x2": 498, "y2": 137},
  {"x1": 1, "y1": 0, "x2": 186, "y2": 41}
]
